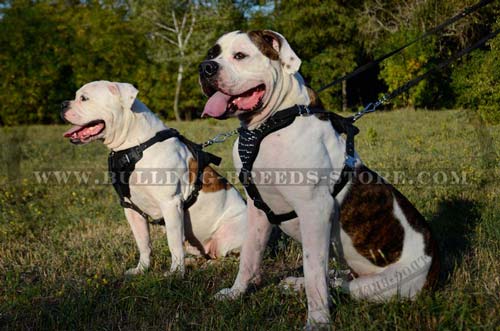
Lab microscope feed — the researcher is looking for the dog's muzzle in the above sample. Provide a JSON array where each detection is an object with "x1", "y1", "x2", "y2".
[{"x1": 199, "y1": 61, "x2": 219, "y2": 79}]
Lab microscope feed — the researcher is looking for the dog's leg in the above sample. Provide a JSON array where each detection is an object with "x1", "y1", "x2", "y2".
[
  {"x1": 336, "y1": 259, "x2": 431, "y2": 302},
  {"x1": 280, "y1": 270, "x2": 351, "y2": 293},
  {"x1": 215, "y1": 199, "x2": 272, "y2": 300},
  {"x1": 124, "y1": 208, "x2": 151, "y2": 276},
  {"x1": 159, "y1": 198, "x2": 185, "y2": 276},
  {"x1": 295, "y1": 196, "x2": 335, "y2": 328},
  {"x1": 209, "y1": 215, "x2": 246, "y2": 257}
]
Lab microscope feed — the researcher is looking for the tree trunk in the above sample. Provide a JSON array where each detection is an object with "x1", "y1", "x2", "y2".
[
  {"x1": 173, "y1": 61, "x2": 183, "y2": 121},
  {"x1": 342, "y1": 79, "x2": 348, "y2": 112}
]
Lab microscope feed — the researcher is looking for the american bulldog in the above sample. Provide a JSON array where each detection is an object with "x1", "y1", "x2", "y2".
[
  {"x1": 199, "y1": 30, "x2": 439, "y2": 328},
  {"x1": 61, "y1": 80, "x2": 247, "y2": 276}
]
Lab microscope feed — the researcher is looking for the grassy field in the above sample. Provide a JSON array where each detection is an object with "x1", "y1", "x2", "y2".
[{"x1": 0, "y1": 109, "x2": 499, "y2": 330}]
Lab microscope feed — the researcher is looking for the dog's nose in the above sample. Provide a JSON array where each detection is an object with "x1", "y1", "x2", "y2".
[
  {"x1": 61, "y1": 100, "x2": 70, "y2": 111},
  {"x1": 60, "y1": 100, "x2": 70, "y2": 121},
  {"x1": 199, "y1": 61, "x2": 219, "y2": 78}
]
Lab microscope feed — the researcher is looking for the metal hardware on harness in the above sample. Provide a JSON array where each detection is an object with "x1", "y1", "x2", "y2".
[
  {"x1": 344, "y1": 155, "x2": 357, "y2": 169},
  {"x1": 352, "y1": 95, "x2": 388, "y2": 122},
  {"x1": 298, "y1": 105, "x2": 312, "y2": 116},
  {"x1": 201, "y1": 129, "x2": 239, "y2": 148}
]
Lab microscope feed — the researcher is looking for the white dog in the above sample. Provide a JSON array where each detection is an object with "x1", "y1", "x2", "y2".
[
  {"x1": 61, "y1": 81, "x2": 247, "y2": 276},
  {"x1": 199, "y1": 30, "x2": 439, "y2": 329}
]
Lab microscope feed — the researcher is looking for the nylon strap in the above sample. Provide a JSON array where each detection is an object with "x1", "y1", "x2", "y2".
[
  {"x1": 238, "y1": 105, "x2": 359, "y2": 225},
  {"x1": 108, "y1": 129, "x2": 221, "y2": 225}
]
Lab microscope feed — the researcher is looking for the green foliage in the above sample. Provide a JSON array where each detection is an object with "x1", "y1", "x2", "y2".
[
  {"x1": 378, "y1": 32, "x2": 436, "y2": 108},
  {"x1": 0, "y1": 1, "x2": 151, "y2": 125},
  {"x1": 359, "y1": 0, "x2": 499, "y2": 115},
  {"x1": 273, "y1": 0, "x2": 360, "y2": 111},
  {"x1": 0, "y1": 0, "x2": 499, "y2": 124},
  {"x1": 129, "y1": 0, "x2": 247, "y2": 120},
  {"x1": 452, "y1": 26, "x2": 500, "y2": 124}
]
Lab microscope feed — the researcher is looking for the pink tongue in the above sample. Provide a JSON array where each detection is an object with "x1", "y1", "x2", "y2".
[
  {"x1": 63, "y1": 125, "x2": 83, "y2": 138},
  {"x1": 63, "y1": 123, "x2": 105, "y2": 139},
  {"x1": 202, "y1": 91, "x2": 231, "y2": 118},
  {"x1": 233, "y1": 89, "x2": 265, "y2": 110}
]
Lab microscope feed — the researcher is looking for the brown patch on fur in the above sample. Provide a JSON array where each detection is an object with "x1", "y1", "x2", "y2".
[
  {"x1": 205, "y1": 44, "x2": 221, "y2": 60},
  {"x1": 340, "y1": 165, "x2": 440, "y2": 286},
  {"x1": 306, "y1": 86, "x2": 324, "y2": 108},
  {"x1": 248, "y1": 30, "x2": 281, "y2": 61},
  {"x1": 340, "y1": 166, "x2": 404, "y2": 267},
  {"x1": 393, "y1": 190, "x2": 440, "y2": 289},
  {"x1": 188, "y1": 158, "x2": 198, "y2": 184},
  {"x1": 188, "y1": 158, "x2": 231, "y2": 192}
]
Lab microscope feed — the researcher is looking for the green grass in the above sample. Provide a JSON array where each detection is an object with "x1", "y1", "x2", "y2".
[{"x1": 1, "y1": 109, "x2": 499, "y2": 330}]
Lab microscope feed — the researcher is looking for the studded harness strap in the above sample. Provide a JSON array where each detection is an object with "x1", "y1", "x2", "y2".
[
  {"x1": 108, "y1": 129, "x2": 222, "y2": 225},
  {"x1": 237, "y1": 105, "x2": 359, "y2": 225}
]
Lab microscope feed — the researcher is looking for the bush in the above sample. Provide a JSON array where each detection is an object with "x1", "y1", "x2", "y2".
[{"x1": 452, "y1": 33, "x2": 500, "y2": 124}]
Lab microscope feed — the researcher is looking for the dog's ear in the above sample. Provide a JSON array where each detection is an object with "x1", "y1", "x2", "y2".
[
  {"x1": 248, "y1": 30, "x2": 301, "y2": 74},
  {"x1": 108, "y1": 82, "x2": 138, "y2": 110}
]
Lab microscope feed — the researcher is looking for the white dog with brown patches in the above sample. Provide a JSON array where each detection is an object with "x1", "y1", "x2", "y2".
[
  {"x1": 61, "y1": 81, "x2": 247, "y2": 275},
  {"x1": 199, "y1": 30, "x2": 439, "y2": 329}
]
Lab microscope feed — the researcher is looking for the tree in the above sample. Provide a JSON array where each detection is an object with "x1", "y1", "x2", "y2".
[
  {"x1": 133, "y1": 0, "x2": 197, "y2": 121},
  {"x1": 357, "y1": 0, "x2": 498, "y2": 109},
  {"x1": 0, "y1": 0, "x2": 149, "y2": 125},
  {"x1": 452, "y1": 17, "x2": 500, "y2": 124},
  {"x1": 270, "y1": 0, "x2": 362, "y2": 112},
  {"x1": 130, "y1": 0, "x2": 247, "y2": 120}
]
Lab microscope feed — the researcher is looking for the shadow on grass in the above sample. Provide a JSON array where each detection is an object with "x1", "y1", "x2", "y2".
[{"x1": 429, "y1": 198, "x2": 480, "y2": 286}]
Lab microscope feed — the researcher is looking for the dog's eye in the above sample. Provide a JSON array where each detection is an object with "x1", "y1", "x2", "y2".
[
  {"x1": 234, "y1": 52, "x2": 247, "y2": 60},
  {"x1": 80, "y1": 95, "x2": 89, "y2": 102}
]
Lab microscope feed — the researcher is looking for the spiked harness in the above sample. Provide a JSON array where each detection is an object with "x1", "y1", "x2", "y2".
[
  {"x1": 237, "y1": 105, "x2": 359, "y2": 225},
  {"x1": 108, "y1": 129, "x2": 221, "y2": 225}
]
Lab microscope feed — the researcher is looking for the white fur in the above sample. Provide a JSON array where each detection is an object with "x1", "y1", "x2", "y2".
[
  {"x1": 208, "y1": 31, "x2": 434, "y2": 329},
  {"x1": 63, "y1": 80, "x2": 247, "y2": 275}
]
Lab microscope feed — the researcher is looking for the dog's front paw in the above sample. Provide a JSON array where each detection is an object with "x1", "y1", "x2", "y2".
[
  {"x1": 125, "y1": 267, "x2": 145, "y2": 276},
  {"x1": 214, "y1": 287, "x2": 244, "y2": 301},
  {"x1": 328, "y1": 269, "x2": 350, "y2": 289},
  {"x1": 279, "y1": 276, "x2": 305, "y2": 293},
  {"x1": 304, "y1": 321, "x2": 332, "y2": 331},
  {"x1": 163, "y1": 268, "x2": 185, "y2": 278},
  {"x1": 306, "y1": 311, "x2": 332, "y2": 331}
]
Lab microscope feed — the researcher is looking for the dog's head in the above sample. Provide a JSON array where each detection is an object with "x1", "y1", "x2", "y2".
[
  {"x1": 199, "y1": 30, "x2": 304, "y2": 121},
  {"x1": 61, "y1": 81, "x2": 138, "y2": 144}
]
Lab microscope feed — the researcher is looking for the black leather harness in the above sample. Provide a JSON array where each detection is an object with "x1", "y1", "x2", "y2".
[
  {"x1": 237, "y1": 105, "x2": 359, "y2": 225},
  {"x1": 108, "y1": 129, "x2": 222, "y2": 225}
]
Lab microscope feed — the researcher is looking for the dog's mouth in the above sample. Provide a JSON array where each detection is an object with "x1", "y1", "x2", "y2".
[
  {"x1": 202, "y1": 84, "x2": 266, "y2": 118},
  {"x1": 63, "y1": 120, "x2": 106, "y2": 144}
]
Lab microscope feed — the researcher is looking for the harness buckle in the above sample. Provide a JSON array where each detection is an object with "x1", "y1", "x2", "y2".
[
  {"x1": 127, "y1": 146, "x2": 143, "y2": 164},
  {"x1": 298, "y1": 105, "x2": 311, "y2": 116},
  {"x1": 344, "y1": 154, "x2": 357, "y2": 169}
]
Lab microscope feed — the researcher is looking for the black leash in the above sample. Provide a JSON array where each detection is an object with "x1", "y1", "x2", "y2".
[
  {"x1": 350, "y1": 27, "x2": 500, "y2": 120},
  {"x1": 108, "y1": 129, "x2": 222, "y2": 225},
  {"x1": 316, "y1": 0, "x2": 494, "y2": 93}
]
